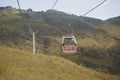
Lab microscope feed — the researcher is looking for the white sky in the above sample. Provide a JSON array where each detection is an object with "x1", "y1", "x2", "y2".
[{"x1": 0, "y1": 0, "x2": 120, "y2": 20}]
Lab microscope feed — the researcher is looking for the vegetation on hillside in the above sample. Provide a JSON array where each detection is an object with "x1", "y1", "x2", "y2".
[{"x1": 0, "y1": 6, "x2": 120, "y2": 75}]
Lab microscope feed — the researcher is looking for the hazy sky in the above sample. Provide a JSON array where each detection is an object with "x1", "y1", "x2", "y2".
[{"x1": 1, "y1": 0, "x2": 120, "y2": 20}]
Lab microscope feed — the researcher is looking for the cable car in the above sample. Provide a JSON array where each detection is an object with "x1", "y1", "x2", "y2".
[{"x1": 61, "y1": 35, "x2": 77, "y2": 55}]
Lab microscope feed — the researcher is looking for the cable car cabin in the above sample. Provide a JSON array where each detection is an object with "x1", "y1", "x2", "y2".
[{"x1": 61, "y1": 36, "x2": 77, "y2": 55}]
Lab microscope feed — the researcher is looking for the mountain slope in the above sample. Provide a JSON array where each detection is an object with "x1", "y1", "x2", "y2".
[
  {"x1": 0, "y1": 45, "x2": 120, "y2": 80},
  {"x1": 107, "y1": 16, "x2": 120, "y2": 26},
  {"x1": 0, "y1": 7, "x2": 120, "y2": 75}
]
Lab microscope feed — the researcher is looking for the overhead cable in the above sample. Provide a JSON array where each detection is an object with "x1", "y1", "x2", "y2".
[
  {"x1": 51, "y1": 0, "x2": 58, "y2": 9},
  {"x1": 83, "y1": 0, "x2": 107, "y2": 16},
  {"x1": 16, "y1": 0, "x2": 26, "y2": 27}
]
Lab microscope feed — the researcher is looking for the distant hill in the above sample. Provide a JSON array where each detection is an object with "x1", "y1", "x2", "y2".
[
  {"x1": 0, "y1": 6, "x2": 120, "y2": 75},
  {"x1": 0, "y1": 45, "x2": 119, "y2": 80},
  {"x1": 107, "y1": 16, "x2": 120, "y2": 26}
]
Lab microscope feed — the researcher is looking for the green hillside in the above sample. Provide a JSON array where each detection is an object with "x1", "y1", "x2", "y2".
[
  {"x1": 0, "y1": 6, "x2": 120, "y2": 75},
  {"x1": 0, "y1": 45, "x2": 120, "y2": 80}
]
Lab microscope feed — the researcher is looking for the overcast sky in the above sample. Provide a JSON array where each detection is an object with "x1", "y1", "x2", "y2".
[{"x1": 0, "y1": 0, "x2": 120, "y2": 20}]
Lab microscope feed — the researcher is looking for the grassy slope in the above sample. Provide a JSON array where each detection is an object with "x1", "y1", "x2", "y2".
[{"x1": 0, "y1": 45, "x2": 120, "y2": 80}]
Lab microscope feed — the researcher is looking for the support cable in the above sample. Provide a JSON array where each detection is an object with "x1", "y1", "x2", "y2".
[
  {"x1": 83, "y1": 0, "x2": 107, "y2": 16},
  {"x1": 16, "y1": 0, "x2": 26, "y2": 27},
  {"x1": 51, "y1": 0, "x2": 58, "y2": 9},
  {"x1": 71, "y1": 0, "x2": 107, "y2": 35}
]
